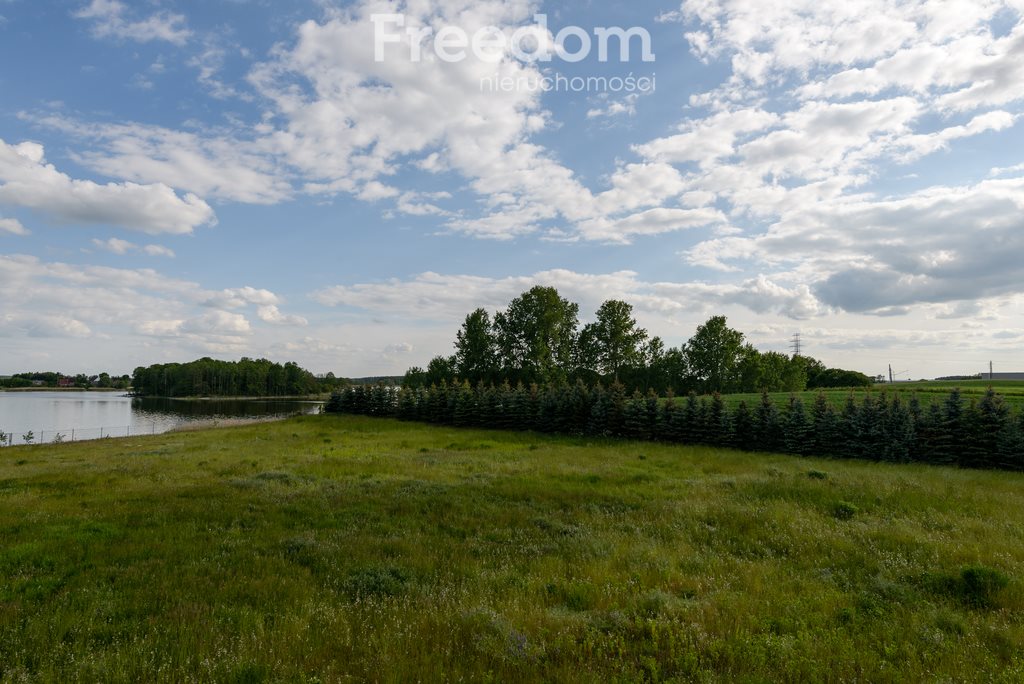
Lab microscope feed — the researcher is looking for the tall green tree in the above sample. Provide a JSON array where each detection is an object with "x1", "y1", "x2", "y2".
[
  {"x1": 588, "y1": 300, "x2": 648, "y2": 380},
  {"x1": 683, "y1": 316, "x2": 745, "y2": 394},
  {"x1": 454, "y1": 308, "x2": 498, "y2": 384},
  {"x1": 424, "y1": 355, "x2": 457, "y2": 387},
  {"x1": 494, "y1": 286, "x2": 579, "y2": 385}
]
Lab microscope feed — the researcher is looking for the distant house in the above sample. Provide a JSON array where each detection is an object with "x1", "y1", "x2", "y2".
[
  {"x1": 57, "y1": 376, "x2": 75, "y2": 388},
  {"x1": 985, "y1": 372, "x2": 1024, "y2": 381}
]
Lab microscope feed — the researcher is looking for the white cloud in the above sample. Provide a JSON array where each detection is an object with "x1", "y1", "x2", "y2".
[
  {"x1": 74, "y1": 0, "x2": 191, "y2": 46},
  {"x1": 204, "y1": 286, "x2": 280, "y2": 309},
  {"x1": 91, "y1": 237, "x2": 176, "y2": 257},
  {"x1": 0, "y1": 139, "x2": 215, "y2": 234},
  {"x1": 312, "y1": 268, "x2": 822, "y2": 322},
  {"x1": 28, "y1": 115, "x2": 290, "y2": 205},
  {"x1": 142, "y1": 244, "x2": 175, "y2": 258},
  {"x1": 257, "y1": 305, "x2": 308, "y2": 327},
  {"x1": 587, "y1": 94, "x2": 640, "y2": 119},
  {"x1": 92, "y1": 237, "x2": 135, "y2": 255},
  {"x1": 0, "y1": 216, "x2": 28, "y2": 235},
  {"x1": 686, "y1": 175, "x2": 1024, "y2": 313}
]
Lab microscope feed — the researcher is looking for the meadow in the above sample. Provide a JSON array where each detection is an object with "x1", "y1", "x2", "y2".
[
  {"x1": 709, "y1": 379, "x2": 1024, "y2": 412},
  {"x1": 1, "y1": 415, "x2": 1023, "y2": 682}
]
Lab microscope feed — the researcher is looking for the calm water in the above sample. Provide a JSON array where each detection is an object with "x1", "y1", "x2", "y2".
[{"x1": 0, "y1": 392, "x2": 323, "y2": 444}]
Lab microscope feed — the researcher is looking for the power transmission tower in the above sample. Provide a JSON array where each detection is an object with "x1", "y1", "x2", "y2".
[{"x1": 791, "y1": 332, "x2": 802, "y2": 357}]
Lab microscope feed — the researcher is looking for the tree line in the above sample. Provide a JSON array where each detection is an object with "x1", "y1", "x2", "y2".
[
  {"x1": 402, "y1": 286, "x2": 871, "y2": 394},
  {"x1": 326, "y1": 382, "x2": 1024, "y2": 471},
  {"x1": 0, "y1": 372, "x2": 131, "y2": 390},
  {"x1": 131, "y1": 357, "x2": 346, "y2": 398}
]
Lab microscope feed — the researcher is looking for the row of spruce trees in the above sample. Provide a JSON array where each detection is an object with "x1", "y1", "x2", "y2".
[{"x1": 326, "y1": 382, "x2": 1024, "y2": 471}]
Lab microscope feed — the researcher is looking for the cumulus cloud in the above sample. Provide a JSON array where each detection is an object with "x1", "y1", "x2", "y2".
[
  {"x1": 28, "y1": 115, "x2": 290, "y2": 205},
  {"x1": 142, "y1": 244, "x2": 175, "y2": 258},
  {"x1": 0, "y1": 216, "x2": 28, "y2": 235},
  {"x1": 91, "y1": 237, "x2": 135, "y2": 255},
  {"x1": 0, "y1": 255, "x2": 299, "y2": 358},
  {"x1": 312, "y1": 268, "x2": 823, "y2": 322},
  {"x1": 257, "y1": 305, "x2": 309, "y2": 327},
  {"x1": 0, "y1": 139, "x2": 215, "y2": 234},
  {"x1": 91, "y1": 237, "x2": 176, "y2": 257},
  {"x1": 74, "y1": 0, "x2": 191, "y2": 46}
]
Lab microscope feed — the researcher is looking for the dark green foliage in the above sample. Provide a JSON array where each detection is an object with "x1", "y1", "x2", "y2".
[
  {"x1": 810, "y1": 392, "x2": 840, "y2": 456},
  {"x1": 341, "y1": 566, "x2": 411, "y2": 600},
  {"x1": 704, "y1": 393, "x2": 731, "y2": 447},
  {"x1": 731, "y1": 401, "x2": 756, "y2": 451},
  {"x1": 680, "y1": 393, "x2": 702, "y2": 444},
  {"x1": 945, "y1": 389, "x2": 968, "y2": 466},
  {"x1": 883, "y1": 396, "x2": 915, "y2": 463},
  {"x1": 967, "y1": 388, "x2": 1011, "y2": 469},
  {"x1": 755, "y1": 392, "x2": 784, "y2": 452},
  {"x1": 833, "y1": 501, "x2": 858, "y2": 520},
  {"x1": 659, "y1": 397, "x2": 681, "y2": 442},
  {"x1": 623, "y1": 392, "x2": 649, "y2": 440},
  {"x1": 853, "y1": 394, "x2": 885, "y2": 460},
  {"x1": 453, "y1": 382, "x2": 477, "y2": 427},
  {"x1": 996, "y1": 413, "x2": 1024, "y2": 470},
  {"x1": 132, "y1": 357, "x2": 332, "y2": 397},
  {"x1": 645, "y1": 389, "x2": 663, "y2": 442},
  {"x1": 784, "y1": 397, "x2": 812, "y2": 456},
  {"x1": 922, "y1": 566, "x2": 1011, "y2": 609},
  {"x1": 326, "y1": 382, "x2": 1024, "y2": 472}
]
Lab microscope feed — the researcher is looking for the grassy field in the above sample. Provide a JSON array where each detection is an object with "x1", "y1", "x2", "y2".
[
  {"x1": 704, "y1": 380, "x2": 1024, "y2": 412},
  {"x1": 2, "y1": 415, "x2": 1023, "y2": 682}
]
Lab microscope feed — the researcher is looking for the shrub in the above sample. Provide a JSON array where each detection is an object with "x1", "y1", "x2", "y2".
[
  {"x1": 341, "y1": 566, "x2": 411, "y2": 599},
  {"x1": 833, "y1": 501, "x2": 858, "y2": 520}
]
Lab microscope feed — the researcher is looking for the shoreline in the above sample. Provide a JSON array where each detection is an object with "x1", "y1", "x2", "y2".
[
  {"x1": 0, "y1": 387, "x2": 125, "y2": 393},
  {"x1": 141, "y1": 395, "x2": 330, "y2": 402}
]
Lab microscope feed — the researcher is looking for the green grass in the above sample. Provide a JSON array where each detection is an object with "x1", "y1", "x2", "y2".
[
  {"x1": 698, "y1": 380, "x2": 1024, "y2": 412},
  {"x1": 2, "y1": 415, "x2": 1024, "y2": 681}
]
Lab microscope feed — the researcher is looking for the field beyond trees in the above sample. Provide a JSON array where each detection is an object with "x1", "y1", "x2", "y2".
[{"x1": 2, "y1": 416, "x2": 1023, "y2": 681}]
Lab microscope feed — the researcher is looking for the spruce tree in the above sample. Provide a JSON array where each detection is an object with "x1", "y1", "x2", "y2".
[
  {"x1": 810, "y1": 392, "x2": 840, "y2": 457},
  {"x1": 646, "y1": 389, "x2": 663, "y2": 442},
  {"x1": 755, "y1": 392, "x2": 783, "y2": 452},
  {"x1": 944, "y1": 389, "x2": 968, "y2": 467},
  {"x1": 924, "y1": 401, "x2": 954, "y2": 465},
  {"x1": 839, "y1": 394, "x2": 860, "y2": 460},
  {"x1": 588, "y1": 384, "x2": 610, "y2": 436},
  {"x1": 971, "y1": 388, "x2": 1010, "y2": 469},
  {"x1": 453, "y1": 381, "x2": 476, "y2": 427},
  {"x1": 996, "y1": 410, "x2": 1024, "y2": 471},
  {"x1": 658, "y1": 396, "x2": 679, "y2": 442},
  {"x1": 681, "y1": 392, "x2": 701, "y2": 444},
  {"x1": 883, "y1": 395, "x2": 915, "y2": 463},
  {"x1": 732, "y1": 400, "x2": 756, "y2": 451},
  {"x1": 706, "y1": 393, "x2": 731, "y2": 446},
  {"x1": 606, "y1": 382, "x2": 627, "y2": 437},
  {"x1": 783, "y1": 396, "x2": 812, "y2": 456},
  {"x1": 624, "y1": 391, "x2": 648, "y2": 440},
  {"x1": 659, "y1": 395, "x2": 684, "y2": 444}
]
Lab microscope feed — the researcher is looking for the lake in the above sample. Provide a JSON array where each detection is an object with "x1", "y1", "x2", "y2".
[{"x1": 0, "y1": 392, "x2": 324, "y2": 445}]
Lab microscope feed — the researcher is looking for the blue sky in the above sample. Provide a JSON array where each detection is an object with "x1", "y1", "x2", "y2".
[{"x1": 2, "y1": 0, "x2": 1024, "y2": 378}]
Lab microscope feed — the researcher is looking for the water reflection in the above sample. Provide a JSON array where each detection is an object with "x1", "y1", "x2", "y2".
[{"x1": 0, "y1": 392, "x2": 323, "y2": 445}]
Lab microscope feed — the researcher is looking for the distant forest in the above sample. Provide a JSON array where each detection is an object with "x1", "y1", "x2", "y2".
[
  {"x1": 0, "y1": 372, "x2": 131, "y2": 390},
  {"x1": 131, "y1": 358, "x2": 346, "y2": 398},
  {"x1": 403, "y1": 286, "x2": 872, "y2": 395}
]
